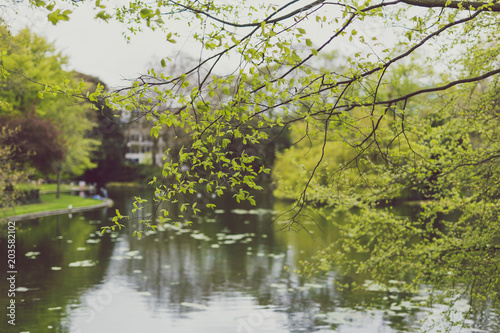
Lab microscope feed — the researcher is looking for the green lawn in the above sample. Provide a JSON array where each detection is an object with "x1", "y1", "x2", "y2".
[
  {"x1": 17, "y1": 182, "x2": 90, "y2": 193},
  {"x1": 1, "y1": 193, "x2": 103, "y2": 217}
]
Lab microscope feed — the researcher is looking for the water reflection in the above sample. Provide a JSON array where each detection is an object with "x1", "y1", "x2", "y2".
[{"x1": 0, "y1": 188, "x2": 497, "y2": 332}]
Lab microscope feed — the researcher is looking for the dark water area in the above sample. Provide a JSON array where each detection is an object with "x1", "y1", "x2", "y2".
[{"x1": 0, "y1": 188, "x2": 496, "y2": 332}]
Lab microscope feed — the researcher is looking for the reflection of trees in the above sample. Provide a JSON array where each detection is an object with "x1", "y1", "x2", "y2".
[
  {"x1": 0, "y1": 211, "x2": 117, "y2": 333},
  {"x1": 468, "y1": 299, "x2": 500, "y2": 332},
  {"x1": 111, "y1": 190, "x2": 342, "y2": 330},
  {"x1": 69, "y1": 188, "x2": 497, "y2": 332}
]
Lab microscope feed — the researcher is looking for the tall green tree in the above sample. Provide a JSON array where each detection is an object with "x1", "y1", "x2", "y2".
[{"x1": 0, "y1": 24, "x2": 99, "y2": 186}]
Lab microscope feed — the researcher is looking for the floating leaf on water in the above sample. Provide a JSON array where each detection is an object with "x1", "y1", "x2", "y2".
[
  {"x1": 304, "y1": 283, "x2": 323, "y2": 289},
  {"x1": 214, "y1": 209, "x2": 225, "y2": 214},
  {"x1": 399, "y1": 300, "x2": 421, "y2": 310},
  {"x1": 191, "y1": 233, "x2": 211, "y2": 241},
  {"x1": 388, "y1": 280, "x2": 405, "y2": 285},
  {"x1": 86, "y1": 239, "x2": 101, "y2": 244},
  {"x1": 411, "y1": 295, "x2": 429, "y2": 302},
  {"x1": 51, "y1": 267, "x2": 62, "y2": 271},
  {"x1": 133, "y1": 270, "x2": 142, "y2": 274},
  {"x1": 323, "y1": 309, "x2": 366, "y2": 325},
  {"x1": 25, "y1": 251, "x2": 40, "y2": 258},
  {"x1": 180, "y1": 302, "x2": 208, "y2": 310},
  {"x1": 211, "y1": 244, "x2": 220, "y2": 248},
  {"x1": 231, "y1": 208, "x2": 273, "y2": 215},
  {"x1": 216, "y1": 233, "x2": 254, "y2": 245},
  {"x1": 268, "y1": 253, "x2": 285, "y2": 259},
  {"x1": 48, "y1": 307, "x2": 62, "y2": 311},
  {"x1": 364, "y1": 280, "x2": 389, "y2": 292},
  {"x1": 68, "y1": 260, "x2": 96, "y2": 267},
  {"x1": 225, "y1": 234, "x2": 249, "y2": 241},
  {"x1": 76, "y1": 247, "x2": 87, "y2": 251},
  {"x1": 16, "y1": 287, "x2": 29, "y2": 292},
  {"x1": 125, "y1": 250, "x2": 140, "y2": 257},
  {"x1": 66, "y1": 240, "x2": 73, "y2": 243},
  {"x1": 231, "y1": 209, "x2": 251, "y2": 215},
  {"x1": 390, "y1": 304, "x2": 403, "y2": 311},
  {"x1": 270, "y1": 283, "x2": 287, "y2": 289}
]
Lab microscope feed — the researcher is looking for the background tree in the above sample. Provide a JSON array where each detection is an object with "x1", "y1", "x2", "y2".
[
  {"x1": 0, "y1": 115, "x2": 66, "y2": 174},
  {"x1": 79, "y1": 73, "x2": 130, "y2": 187},
  {"x1": 0, "y1": 23, "x2": 99, "y2": 192},
  {"x1": 0, "y1": 126, "x2": 30, "y2": 209}
]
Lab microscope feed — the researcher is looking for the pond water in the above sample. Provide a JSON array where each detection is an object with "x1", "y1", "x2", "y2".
[{"x1": 0, "y1": 188, "x2": 497, "y2": 332}]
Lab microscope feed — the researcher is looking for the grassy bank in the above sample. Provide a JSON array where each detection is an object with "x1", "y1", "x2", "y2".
[
  {"x1": 106, "y1": 181, "x2": 148, "y2": 189},
  {"x1": 1, "y1": 193, "x2": 103, "y2": 218},
  {"x1": 17, "y1": 183, "x2": 91, "y2": 193}
]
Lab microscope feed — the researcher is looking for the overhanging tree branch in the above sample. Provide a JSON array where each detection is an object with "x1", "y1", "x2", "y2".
[
  {"x1": 166, "y1": 0, "x2": 326, "y2": 28},
  {"x1": 351, "y1": 67, "x2": 500, "y2": 108},
  {"x1": 401, "y1": 0, "x2": 500, "y2": 12}
]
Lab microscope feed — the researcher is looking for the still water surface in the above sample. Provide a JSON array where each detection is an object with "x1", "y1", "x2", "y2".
[{"x1": 0, "y1": 188, "x2": 496, "y2": 332}]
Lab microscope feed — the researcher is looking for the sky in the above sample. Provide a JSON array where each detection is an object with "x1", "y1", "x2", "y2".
[
  {"x1": 3, "y1": 1, "x2": 185, "y2": 89},
  {"x1": 1, "y1": 0, "x2": 398, "y2": 89}
]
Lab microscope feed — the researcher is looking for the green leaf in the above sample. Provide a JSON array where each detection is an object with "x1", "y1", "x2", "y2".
[
  {"x1": 150, "y1": 126, "x2": 160, "y2": 139},
  {"x1": 47, "y1": 9, "x2": 71, "y2": 25},
  {"x1": 95, "y1": 10, "x2": 112, "y2": 21}
]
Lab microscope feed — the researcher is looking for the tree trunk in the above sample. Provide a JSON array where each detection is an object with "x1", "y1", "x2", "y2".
[
  {"x1": 56, "y1": 171, "x2": 61, "y2": 199},
  {"x1": 152, "y1": 136, "x2": 159, "y2": 167}
]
